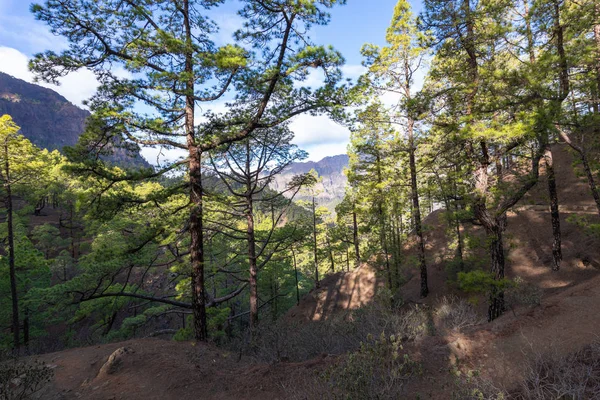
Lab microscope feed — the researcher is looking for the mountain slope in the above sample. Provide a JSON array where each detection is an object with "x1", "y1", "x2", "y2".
[
  {"x1": 0, "y1": 72, "x2": 149, "y2": 168},
  {"x1": 270, "y1": 154, "x2": 349, "y2": 210}
]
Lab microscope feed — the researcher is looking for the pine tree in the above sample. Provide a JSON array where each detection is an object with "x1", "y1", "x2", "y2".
[
  {"x1": 31, "y1": 0, "x2": 348, "y2": 340},
  {"x1": 0, "y1": 115, "x2": 51, "y2": 350}
]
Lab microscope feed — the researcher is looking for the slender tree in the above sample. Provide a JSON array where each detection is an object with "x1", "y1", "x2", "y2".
[{"x1": 0, "y1": 115, "x2": 49, "y2": 350}]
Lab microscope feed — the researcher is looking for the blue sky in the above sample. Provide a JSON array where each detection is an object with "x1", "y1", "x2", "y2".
[{"x1": 0, "y1": 0, "x2": 422, "y2": 162}]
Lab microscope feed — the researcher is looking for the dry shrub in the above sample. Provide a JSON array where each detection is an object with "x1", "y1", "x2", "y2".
[
  {"x1": 231, "y1": 300, "x2": 432, "y2": 363},
  {"x1": 505, "y1": 277, "x2": 542, "y2": 308},
  {"x1": 0, "y1": 358, "x2": 53, "y2": 400},
  {"x1": 435, "y1": 296, "x2": 483, "y2": 333},
  {"x1": 450, "y1": 367, "x2": 509, "y2": 400},
  {"x1": 515, "y1": 342, "x2": 600, "y2": 400},
  {"x1": 281, "y1": 333, "x2": 422, "y2": 400},
  {"x1": 452, "y1": 343, "x2": 600, "y2": 400},
  {"x1": 321, "y1": 333, "x2": 422, "y2": 399}
]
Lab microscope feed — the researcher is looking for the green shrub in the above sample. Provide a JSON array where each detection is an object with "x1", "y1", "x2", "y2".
[{"x1": 457, "y1": 270, "x2": 513, "y2": 303}]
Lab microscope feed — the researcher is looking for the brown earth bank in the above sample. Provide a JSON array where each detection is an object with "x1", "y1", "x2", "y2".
[
  {"x1": 34, "y1": 338, "x2": 337, "y2": 400},
  {"x1": 19, "y1": 143, "x2": 600, "y2": 399}
]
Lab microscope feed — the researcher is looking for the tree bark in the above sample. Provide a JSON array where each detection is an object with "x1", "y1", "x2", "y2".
[
  {"x1": 326, "y1": 233, "x2": 335, "y2": 273},
  {"x1": 312, "y1": 197, "x2": 319, "y2": 288},
  {"x1": 488, "y1": 222, "x2": 506, "y2": 321},
  {"x1": 595, "y1": 2, "x2": 600, "y2": 114},
  {"x1": 375, "y1": 152, "x2": 393, "y2": 290},
  {"x1": 246, "y1": 197, "x2": 259, "y2": 330},
  {"x1": 352, "y1": 208, "x2": 360, "y2": 268},
  {"x1": 292, "y1": 246, "x2": 300, "y2": 305},
  {"x1": 454, "y1": 202, "x2": 464, "y2": 269},
  {"x1": 544, "y1": 146, "x2": 562, "y2": 271},
  {"x1": 23, "y1": 309, "x2": 29, "y2": 353},
  {"x1": 184, "y1": 0, "x2": 206, "y2": 342},
  {"x1": 408, "y1": 122, "x2": 428, "y2": 298},
  {"x1": 4, "y1": 143, "x2": 19, "y2": 350}
]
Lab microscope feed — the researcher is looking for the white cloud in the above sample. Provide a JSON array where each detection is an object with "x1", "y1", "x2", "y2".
[
  {"x1": 140, "y1": 146, "x2": 187, "y2": 167},
  {"x1": 303, "y1": 142, "x2": 349, "y2": 162},
  {"x1": 290, "y1": 114, "x2": 350, "y2": 161},
  {"x1": 341, "y1": 64, "x2": 367, "y2": 79},
  {"x1": 295, "y1": 64, "x2": 366, "y2": 89},
  {"x1": 0, "y1": 46, "x2": 134, "y2": 107},
  {"x1": 211, "y1": 13, "x2": 244, "y2": 46}
]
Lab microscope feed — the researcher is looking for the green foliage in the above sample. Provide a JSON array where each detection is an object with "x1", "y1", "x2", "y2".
[{"x1": 457, "y1": 271, "x2": 512, "y2": 302}]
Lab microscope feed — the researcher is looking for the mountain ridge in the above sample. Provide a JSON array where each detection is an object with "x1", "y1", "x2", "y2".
[
  {"x1": 0, "y1": 72, "x2": 149, "y2": 168},
  {"x1": 270, "y1": 153, "x2": 349, "y2": 210}
]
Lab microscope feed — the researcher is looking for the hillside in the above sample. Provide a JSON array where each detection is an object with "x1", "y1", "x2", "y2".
[
  {"x1": 0, "y1": 72, "x2": 149, "y2": 168},
  {"x1": 269, "y1": 154, "x2": 349, "y2": 210},
  {"x1": 19, "y1": 143, "x2": 600, "y2": 399}
]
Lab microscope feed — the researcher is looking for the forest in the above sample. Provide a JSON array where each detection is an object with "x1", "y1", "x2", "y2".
[{"x1": 2, "y1": 0, "x2": 600, "y2": 398}]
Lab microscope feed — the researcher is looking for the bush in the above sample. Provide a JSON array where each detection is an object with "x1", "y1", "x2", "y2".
[
  {"x1": 450, "y1": 367, "x2": 508, "y2": 400},
  {"x1": 516, "y1": 342, "x2": 600, "y2": 399},
  {"x1": 230, "y1": 300, "x2": 432, "y2": 363},
  {"x1": 435, "y1": 296, "x2": 483, "y2": 333},
  {"x1": 505, "y1": 277, "x2": 542, "y2": 308},
  {"x1": 321, "y1": 333, "x2": 422, "y2": 399},
  {"x1": 0, "y1": 358, "x2": 53, "y2": 400}
]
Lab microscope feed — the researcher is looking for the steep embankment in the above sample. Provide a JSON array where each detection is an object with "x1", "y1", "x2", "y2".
[
  {"x1": 35, "y1": 338, "x2": 327, "y2": 400},
  {"x1": 284, "y1": 143, "x2": 600, "y2": 391}
]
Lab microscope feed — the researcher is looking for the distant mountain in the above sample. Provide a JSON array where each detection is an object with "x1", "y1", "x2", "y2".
[
  {"x1": 270, "y1": 154, "x2": 349, "y2": 210},
  {"x1": 0, "y1": 72, "x2": 149, "y2": 168}
]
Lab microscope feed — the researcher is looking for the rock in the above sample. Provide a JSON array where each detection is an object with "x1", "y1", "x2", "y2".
[{"x1": 97, "y1": 347, "x2": 134, "y2": 377}]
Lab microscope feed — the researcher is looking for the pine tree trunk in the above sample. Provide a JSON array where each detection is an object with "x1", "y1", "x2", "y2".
[
  {"x1": 346, "y1": 247, "x2": 350, "y2": 272},
  {"x1": 379, "y1": 202, "x2": 393, "y2": 290},
  {"x1": 353, "y1": 209, "x2": 360, "y2": 268},
  {"x1": 184, "y1": 0, "x2": 206, "y2": 342},
  {"x1": 488, "y1": 223, "x2": 506, "y2": 322},
  {"x1": 544, "y1": 146, "x2": 562, "y2": 271},
  {"x1": 594, "y1": 2, "x2": 600, "y2": 115},
  {"x1": 454, "y1": 204, "x2": 464, "y2": 269},
  {"x1": 409, "y1": 128, "x2": 428, "y2": 298},
  {"x1": 292, "y1": 246, "x2": 300, "y2": 305},
  {"x1": 23, "y1": 309, "x2": 29, "y2": 353},
  {"x1": 247, "y1": 198, "x2": 259, "y2": 330},
  {"x1": 6, "y1": 190, "x2": 19, "y2": 350},
  {"x1": 326, "y1": 234, "x2": 335, "y2": 273},
  {"x1": 312, "y1": 197, "x2": 319, "y2": 288},
  {"x1": 4, "y1": 145, "x2": 19, "y2": 350}
]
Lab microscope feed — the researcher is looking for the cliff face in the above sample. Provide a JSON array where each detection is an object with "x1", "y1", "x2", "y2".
[
  {"x1": 0, "y1": 72, "x2": 149, "y2": 167},
  {"x1": 270, "y1": 154, "x2": 349, "y2": 210}
]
